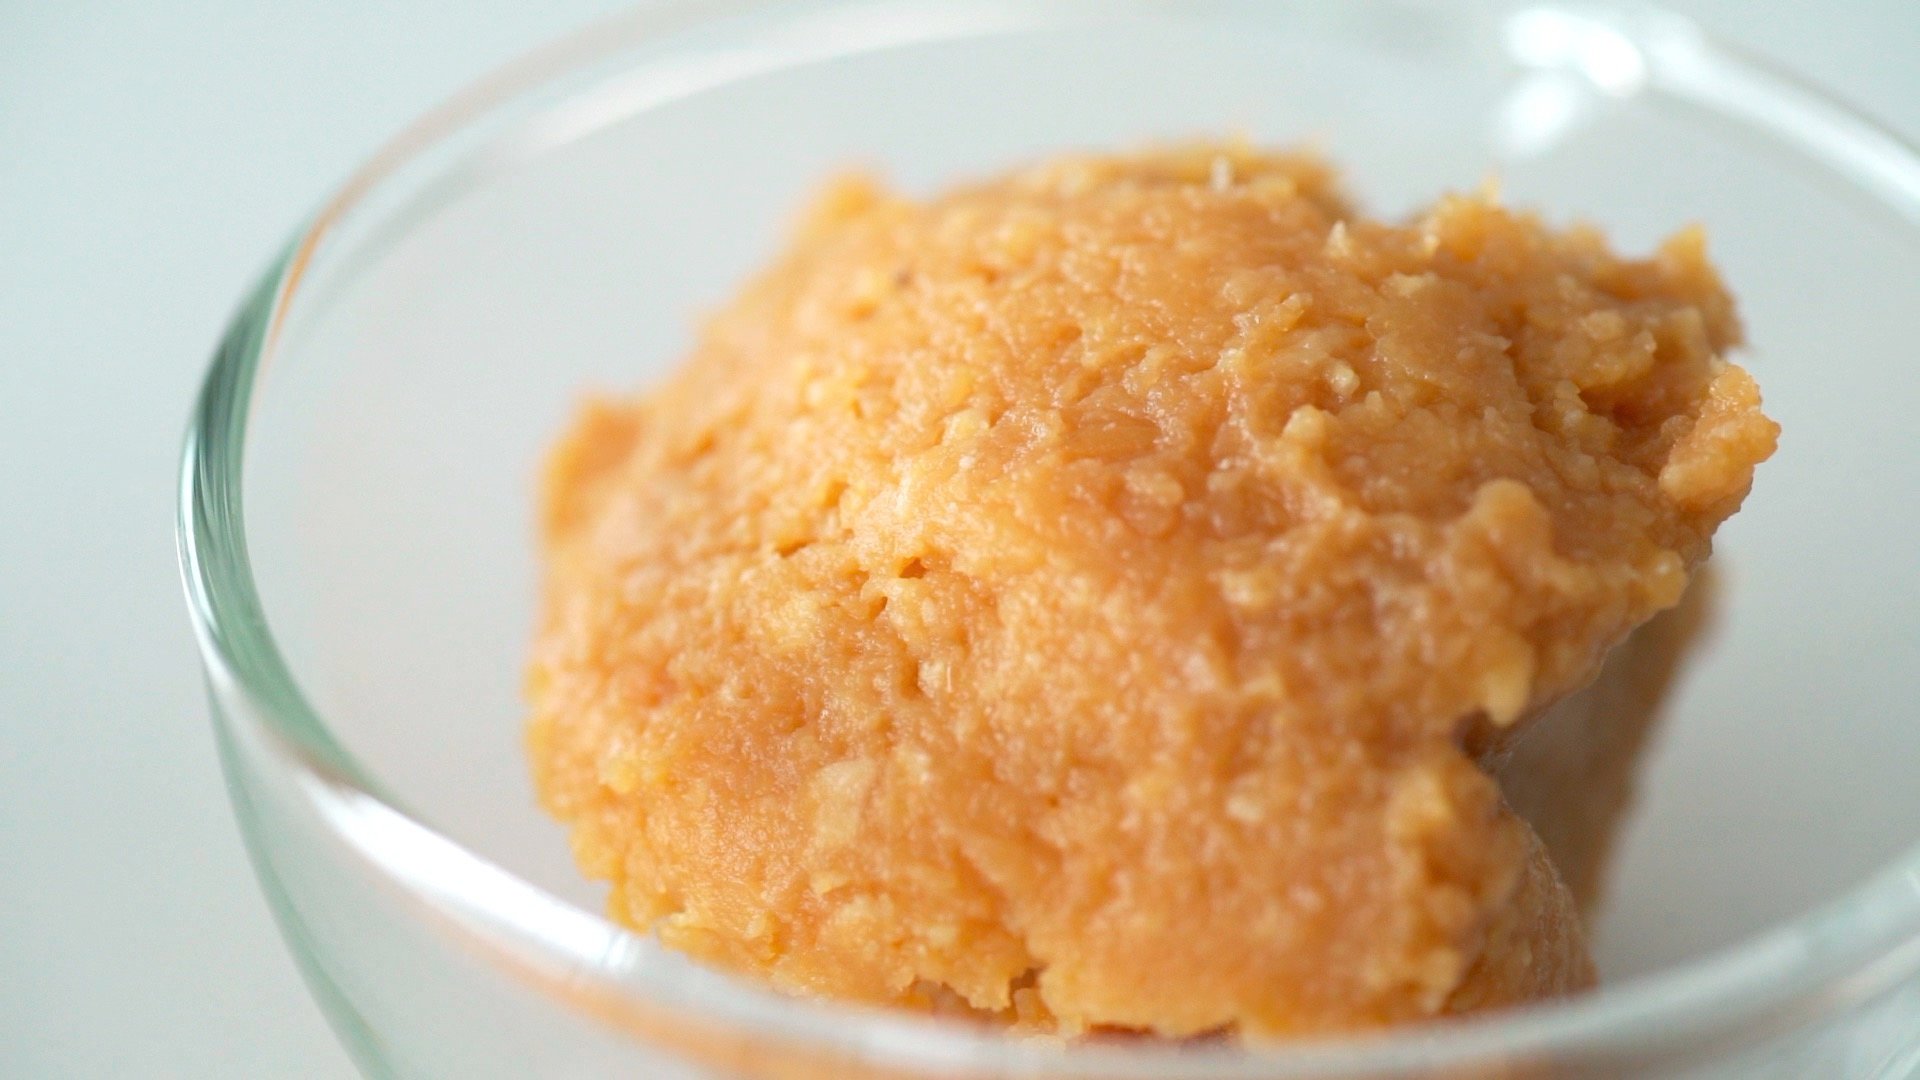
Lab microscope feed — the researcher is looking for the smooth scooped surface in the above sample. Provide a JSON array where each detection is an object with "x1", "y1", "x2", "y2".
[
  {"x1": 1499, "y1": 574, "x2": 1717, "y2": 918},
  {"x1": 527, "y1": 144, "x2": 1776, "y2": 1038}
]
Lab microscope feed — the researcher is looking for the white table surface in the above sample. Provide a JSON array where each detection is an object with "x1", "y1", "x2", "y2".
[{"x1": 3, "y1": 2, "x2": 1916, "y2": 1076}]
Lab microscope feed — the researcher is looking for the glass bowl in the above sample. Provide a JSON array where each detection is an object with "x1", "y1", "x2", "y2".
[{"x1": 178, "y1": 1, "x2": 1920, "y2": 1076}]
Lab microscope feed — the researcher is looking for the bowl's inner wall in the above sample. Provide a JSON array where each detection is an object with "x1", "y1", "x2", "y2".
[{"x1": 243, "y1": 7, "x2": 1920, "y2": 984}]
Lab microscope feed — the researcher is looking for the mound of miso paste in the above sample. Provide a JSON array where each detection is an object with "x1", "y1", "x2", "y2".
[{"x1": 528, "y1": 144, "x2": 1776, "y2": 1039}]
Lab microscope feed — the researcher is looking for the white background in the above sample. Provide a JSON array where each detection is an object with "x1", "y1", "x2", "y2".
[{"x1": 2, "y1": 2, "x2": 1917, "y2": 1077}]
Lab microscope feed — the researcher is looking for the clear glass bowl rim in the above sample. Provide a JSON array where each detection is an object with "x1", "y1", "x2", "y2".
[{"x1": 176, "y1": 0, "x2": 1920, "y2": 1075}]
